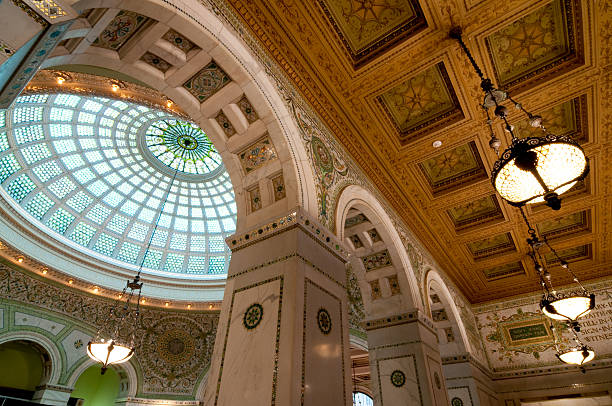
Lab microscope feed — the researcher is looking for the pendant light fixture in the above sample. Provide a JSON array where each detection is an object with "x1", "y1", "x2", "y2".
[
  {"x1": 88, "y1": 128, "x2": 186, "y2": 374},
  {"x1": 549, "y1": 323, "x2": 594, "y2": 368},
  {"x1": 450, "y1": 27, "x2": 589, "y2": 211},
  {"x1": 520, "y1": 208, "x2": 595, "y2": 328}
]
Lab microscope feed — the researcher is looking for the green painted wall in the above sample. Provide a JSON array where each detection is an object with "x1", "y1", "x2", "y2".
[
  {"x1": 0, "y1": 341, "x2": 44, "y2": 390},
  {"x1": 71, "y1": 365, "x2": 120, "y2": 406}
]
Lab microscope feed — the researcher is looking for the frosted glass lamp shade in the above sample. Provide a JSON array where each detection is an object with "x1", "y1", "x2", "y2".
[
  {"x1": 87, "y1": 339, "x2": 134, "y2": 374},
  {"x1": 557, "y1": 346, "x2": 595, "y2": 365},
  {"x1": 540, "y1": 294, "x2": 595, "y2": 322},
  {"x1": 492, "y1": 135, "x2": 588, "y2": 210}
]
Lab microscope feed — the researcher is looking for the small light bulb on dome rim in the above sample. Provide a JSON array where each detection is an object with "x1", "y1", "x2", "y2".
[
  {"x1": 187, "y1": 304, "x2": 192, "y2": 309},
  {"x1": 432, "y1": 140, "x2": 443, "y2": 148},
  {"x1": 16, "y1": 256, "x2": 24, "y2": 263},
  {"x1": 68, "y1": 279, "x2": 74, "y2": 285},
  {"x1": 41, "y1": 268, "x2": 48, "y2": 275},
  {"x1": 164, "y1": 301, "x2": 170, "y2": 307},
  {"x1": 93, "y1": 286, "x2": 100, "y2": 294}
]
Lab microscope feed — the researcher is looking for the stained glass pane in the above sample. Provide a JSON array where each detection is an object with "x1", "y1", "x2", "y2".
[
  {"x1": 46, "y1": 208, "x2": 74, "y2": 233},
  {"x1": 6, "y1": 174, "x2": 35, "y2": 202},
  {"x1": 208, "y1": 256, "x2": 226, "y2": 274},
  {"x1": 93, "y1": 233, "x2": 118, "y2": 255},
  {"x1": 21, "y1": 143, "x2": 52, "y2": 165},
  {"x1": 26, "y1": 192, "x2": 54, "y2": 219},
  {"x1": 70, "y1": 222, "x2": 96, "y2": 245},
  {"x1": 117, "y1": 241, "x2": 140, "y2": 263}
]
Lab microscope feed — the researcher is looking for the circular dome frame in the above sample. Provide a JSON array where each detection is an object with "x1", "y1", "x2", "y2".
[{"x1": 0, "y1": 93, "x2": 236, "y2": 280}]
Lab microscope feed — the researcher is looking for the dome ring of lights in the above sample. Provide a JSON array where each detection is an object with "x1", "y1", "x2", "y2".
[{"x1": 0, "y1": 93, "x2": 236, "y2": 279}]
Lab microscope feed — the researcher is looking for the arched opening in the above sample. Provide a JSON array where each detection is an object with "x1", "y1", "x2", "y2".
[
  {"x1": 70, "y1": 365, "x2": 120, "y2": 406},
  {"x1": 0, "y1": 340, "x2": 51, "y2": 401},
  {"x1": 427, "y1": 281, "x2": 468, "y2": 357},
  {"x1": 335, "y1": 186, "x2": 421, "y2": 319}
]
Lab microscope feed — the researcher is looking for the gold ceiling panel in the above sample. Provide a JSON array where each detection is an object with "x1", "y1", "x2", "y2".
[
  {"x1": 317, "y1": 0, "x2": 426, "y2": 67},
  {"x1": 447, "y1": 195, "x2": 504, "y2": 232},
  {"x1": 536, "y1": 210, "x2": 591, "y2": 240},
  {"x1": 220, "y1": 0, "x2": 607, "y2": 302},
  {"x1": 378, "y1": 62, "x2": 463, "y2": 144},
  {"x1": 467, "y1": 232, "x2": 516, "y2": 260},
  {"x1": 544, "y1": 243, "x2": 592, "y2": 265},
  {"x1": 419, "y1": 141, "x2": 487, "y2": 195},
  {"x1": 512, "y1": 95, "x2": 588, "y2": 143},
  {"x1": 483, "y1": 262, "x2": 525, "y2": 281},
  {"x1": 485, "y1": 0, "x2": 583, "y2": 92}
]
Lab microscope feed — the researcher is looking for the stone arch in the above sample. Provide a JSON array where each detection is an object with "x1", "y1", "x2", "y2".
[
  {"x1": 424, "y1": 269, "x2": 473, "y2": 357},
  {"x1": 66, "y1": 358, "x2": 138, "y2": 398},
  {"x1": 0, "y1": 332, "x2": 62, "y2": 385},
  {"x1": 335, "y1": 185, "x2": 422, "y2": 317},
  {"x1": 44, "y1": 0, "x2": 318, "y2": 232}
]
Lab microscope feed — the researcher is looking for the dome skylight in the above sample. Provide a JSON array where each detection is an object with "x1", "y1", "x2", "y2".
[
  {"x1": 0, "y1": 93, "x2": 236, "y2": 278},
  {"x1": 145, "y1": 120, "x2": 222, "y2": 175}
]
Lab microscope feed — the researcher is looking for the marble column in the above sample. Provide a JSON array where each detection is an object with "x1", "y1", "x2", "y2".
[
  {"x1": 442, "y1": 354, "x2": 498, "y2": 406},
  {"x1": 203, "y1": 209, "x2": 351, "y2": 406},
  {"x1": 32, "y1": 384, "x2": 73, "y2": 405},
  {"x1": 365, "y1": 310, "x2": 449, "y2": 406}
]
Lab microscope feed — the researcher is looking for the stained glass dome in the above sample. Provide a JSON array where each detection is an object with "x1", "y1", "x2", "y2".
[{"x1": 0, "y1": 93, "x2": 235, "y2": 278}]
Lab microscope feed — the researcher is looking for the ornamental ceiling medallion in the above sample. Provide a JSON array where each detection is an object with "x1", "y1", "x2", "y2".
[
  {"x1": 485, "y1": 0, "x2": 583, "y2": 92},
  {"x1": 446, "y1": 195, "x2": 504, "y2": 231},
  {"x1": 482, "y1": 262, "x2": 525, "y2": 281},
  {"x1": 92, "y1": 10, "x2": 150, "y2": 51},
  {"x1": 543, "y1": 243, "x2": 592, "y2": 265},
  {"x1": 377, "y1": 62, "x2": 463, "y2": 144},
  {"x1": 418, "y1": 141, "x2": 487, "y2": 194},
  {"x1": 512, "y1": 95, "x2": 588, "y2": 143},
  {"x1": 536, "y1": 210, "x2": 590, "y2": 240},
  {"x1": 467, "y1": 232, "x2": 516, "y2": 260},
  {"x1": 318, "y1": 0, "x2": 427, "y2": 67}
]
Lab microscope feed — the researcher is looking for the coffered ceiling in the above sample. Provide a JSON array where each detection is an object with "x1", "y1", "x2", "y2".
[{"x1": 224, "y1": 0, "x2": 611, "y2": 302}]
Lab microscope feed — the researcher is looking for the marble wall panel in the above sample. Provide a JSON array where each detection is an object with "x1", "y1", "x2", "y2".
[
  {"x1": 215, "y1": 278, "x2": 282, "y2": 405},
  {"x1": 303, "y1": 279, "x2": 345, "y2": 406}
]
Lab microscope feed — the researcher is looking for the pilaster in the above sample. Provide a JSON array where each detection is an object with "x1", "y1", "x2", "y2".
[
  {"x1": 203, "y1": 208, "x2": 351, "y2": 406},
  {"x1": 32, "y1": 384, "x2": 72, "y2": 406},
  {"x1": 365, "y1": 310, "x2": 448, "y2": 406}
]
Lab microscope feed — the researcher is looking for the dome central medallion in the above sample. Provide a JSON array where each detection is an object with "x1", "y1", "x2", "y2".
[{"x1": 145, "y1": 120, "x2": 221, "y2": 175}]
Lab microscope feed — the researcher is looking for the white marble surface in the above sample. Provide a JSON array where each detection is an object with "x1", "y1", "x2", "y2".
[
  {"x1": 60, "y1": 329, "x2": 90, "y2": 370},
  {"x1": 216, "y1": 278, "x2": 281, "y2": 405},
  {"x1": 378, "y1": 355, "x2": 420, "y2": 405},
  {"x1": 14, "y1": 311, "x2": 65, "y2": 336},
  {"x1": 303, "y1": 278, "x2": 345, "y2": 406}
]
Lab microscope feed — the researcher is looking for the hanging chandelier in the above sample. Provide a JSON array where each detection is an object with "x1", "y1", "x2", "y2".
[
  {"x1": 519, "y1": 208, "x2": 595, "y2": 328},
  {"x1": 550, "y1": 322, "x2": 595, "y2": 368},
  {"x1": 450, "y1": 28, "x2": 589, "y2": 211},
  {"x1": 88, "y1": 130, "x2": 185, "y2": 374}
]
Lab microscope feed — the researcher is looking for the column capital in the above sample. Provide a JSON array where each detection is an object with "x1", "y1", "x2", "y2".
[
  {"x1": 34, "y1": 384, "x2": 73, "y2": 393},
  {"x1": 226, "y1": 207, "x2": 349, "y2": 261}
]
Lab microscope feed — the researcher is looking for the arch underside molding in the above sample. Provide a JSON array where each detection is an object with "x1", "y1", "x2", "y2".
[
  {"x1": 0, "y1": 331, "x2": 63, "y2": 385},
  {"x1": 46, "y1": 0, "x2": 319, "y2": 229},
  {"x1": 335, "y1": 184, "x2": 422, "y2": 314}
]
